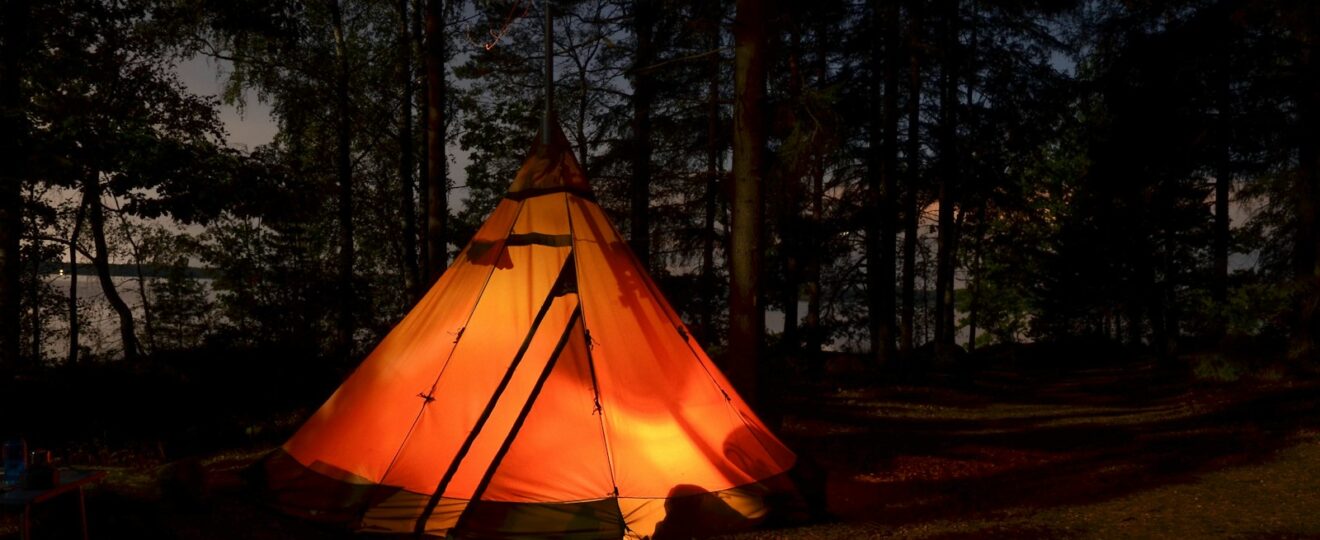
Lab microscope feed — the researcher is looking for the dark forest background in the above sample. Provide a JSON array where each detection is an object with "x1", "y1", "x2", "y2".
[{"x1": 1, "y1": 0, "x2": 1318, "y2": 417}]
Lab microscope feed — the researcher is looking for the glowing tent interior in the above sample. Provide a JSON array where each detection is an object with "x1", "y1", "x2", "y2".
[{"x1": 260, "y1": 122, "x2": 797, "y2": 538}]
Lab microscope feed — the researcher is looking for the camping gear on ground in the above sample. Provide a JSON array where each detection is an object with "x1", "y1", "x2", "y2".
[
  {"x1": 23, "y1": 450, "x2": 57, "y2": 490},
  {"x1": 2, "y1": 438, "x2": 25, "y2": 488},
  {"x1": 1, "y1": 468, "x2": 107, "y2": 540},
  {"x1": 261, "y1": 122, "x2": 797, "y2": 538}
]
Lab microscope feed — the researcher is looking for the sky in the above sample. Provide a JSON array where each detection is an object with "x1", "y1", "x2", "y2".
[
  {"x1": 173, "y1": 53, "x2": 475, "y2": 209},
  {"x1": 175, "y1": 55, "x2": 278, "y2": 149}
]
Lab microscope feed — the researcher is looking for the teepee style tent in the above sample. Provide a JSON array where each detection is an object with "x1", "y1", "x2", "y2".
[{"x1": 261, "y1": 123, "x2": 797, "y2": 539}]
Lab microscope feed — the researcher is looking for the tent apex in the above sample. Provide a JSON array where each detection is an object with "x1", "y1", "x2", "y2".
[{"x1": 508, "y1": 120, "x2": 593, "y2": 200}]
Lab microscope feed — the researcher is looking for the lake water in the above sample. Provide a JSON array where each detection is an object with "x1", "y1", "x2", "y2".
[
  {"x1": 34, "y1": 275, "x2": 963, "y2": 361},
  {"x1": 34, "y1": 274, "x2": 215, "y2": 361}
]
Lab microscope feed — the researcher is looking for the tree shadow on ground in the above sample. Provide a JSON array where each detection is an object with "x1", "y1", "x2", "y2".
[{"x1": 782, "y1": 360, "x2": 1320, "y2": 529}]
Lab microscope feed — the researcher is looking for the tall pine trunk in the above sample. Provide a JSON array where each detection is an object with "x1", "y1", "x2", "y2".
[
  {"x1": 1293, "y1": 24, "x2": 1318, "y2": 362},
  {"x1": 414, "y1": 0, "x2": 429, "y2": 288},
  {"x1": 630, "y1": 0, "x2": 655, "y2": 270},
  {"x1": 1213, "y1": 70, "x2": 1230, "y2": 307},
  {"x1": 934, "y1": 0, "x2": 958, "y2": 350},
  {"x1": 330, "y1": 0, "x2": 356, "y2": 358},
  {"x1": 966, "y1": 207, "x2": 986, "y2": 352},
  {"x1": 731, "y1": 0, "x2": 767, "y2": 405},
  {"x1": 0, "y1": 0, "x2": 28, "y2": 371},
  {"x1": 398, "y1": 0, "x2": 420, "y2": 300},
  {"x1": 803, "y1": 15, "x2": 827, "y2": 361},
  {"x1": 700, "y1": 2, "x2": 721, "y2": 344},
  {"x1": 864, "y1": 1, "x2": 890, "y2": 368},
  {"x1": 878, "y1": 1, "x2": 901, "y2": 367},
  {"x1": 84, "y1": 173, "x2": 140, "y2": 361},
  {"x1": 424, "y1": 0, "x2": 448, "y2": 284},
  {"x1": 780, "y1": 24, "x2": 804, "y2": 356},
  {"x1": 901, "y1": 0, "x2": 922, "y2": 358}
]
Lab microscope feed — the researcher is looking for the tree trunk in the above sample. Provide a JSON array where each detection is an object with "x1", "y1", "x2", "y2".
[
  {"x1": 415, "y1": 0, "x2": 429, "y2": 290},
  {"x1": 24, "y1": 185, "x2": 38, "y2": 361},
  {"x1": 0, "y1": 0, "x2": 28, "y2": 372},
  {"x1": 700, "y1": 2, "x2": 721, "y2": 345},
  {"x1": 27, "y1": 242, "x2": 36, "y2": 361},
  {"x1": 425, "y1": 0, "x2": 448, "y2": 284},
  {"x1": 780, "y1": 23, "x2": 805, "y2": 356},
  {"x1": 730, "y1": 0, "x2": 767, "y2": 405},
  {"x1": 577, "y1": 71, "x2": 589, "y2": 171},
  {"x1": 67, "y1": 201, "x2": 86, "y2": 365},
  {"x1": 803, "y1": 14, "x2": 827, "y2": 362},
  {"x1": 901, "y1": 0, "x2": 922, "y2": 358},
  {"x1": 84, "y1": 174, "x2": 140, "y2": 362},
  {"x1": 934, "y1": 0, "x2": 958, "y2": 350},
  {"x1": 575, "y1": 73, "x2": 586, "y2": 168},
  {"x1": 630, "y1": 0, "x2": 655, "y2": 270},
  {"x1": 1125, "y1": 291, "x2": 1144, "y2": 347},
  {"x1": 108, "y1": 199, "x2": 153, "y2": 354},
  {"x1": 967, "y1": 289, "x2": 977, "y2": 350},
  {"x1": 881, "y1": 0, "x2": 902, "y2": 367},
  {"x1": 330, "y1": 0, "x2": 356, "y2": 359},
  {"x1": 966, "y1": 209, "x2": 986, "y2": 352},
  {"x1": 1163, "y1": 224, "x2": 1180, "y2": 355},
  {"x1": 125, "y1": 229, "x2": 153, "y2": 355},
  {"x1": 1213, "y1": 71, "x2": 1231, "y2": 307},
  {"x1": 399, "y1": 0, "x2": 420, "y2": 301},
  {"x1": 1293, "y1": 24, "x2": 1319, "y2": 362},
  {"x1": 865, "y1": 1, "x2": 885, "y2": 368}
]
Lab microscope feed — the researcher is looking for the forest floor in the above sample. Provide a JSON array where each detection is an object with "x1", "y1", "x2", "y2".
[{"x1": 4, "y1": 353, "x2": 1320, "y2": 539}]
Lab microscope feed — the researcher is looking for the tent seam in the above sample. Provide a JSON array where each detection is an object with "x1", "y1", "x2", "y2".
[
  {"x1": 584, "y1": 196, "x2": 789, "y2": 470},
  {"x1": 563, "y1": 192, "x2": 628, "y2": 532},
  {"x1": 376, "y1": 199, "x2": 530, "y2": 491}
]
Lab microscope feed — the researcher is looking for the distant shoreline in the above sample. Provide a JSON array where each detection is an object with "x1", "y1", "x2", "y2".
[{"x1": 38, "y1": 262, "x2": 218, "y2": 280}]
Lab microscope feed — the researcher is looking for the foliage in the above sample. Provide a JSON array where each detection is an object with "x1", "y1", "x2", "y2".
[{"x1": 6, "y1": 0, "x2": 1319, "y2": 375}]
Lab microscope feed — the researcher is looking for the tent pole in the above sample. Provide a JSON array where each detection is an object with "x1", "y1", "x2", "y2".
[
  {"x1": 412, "y1": 253, "x2": 577, "y2": 536},
  {"x1": 542, "y1": 0, "x2": 554, "y2": 146},
  {"x1": 450, "y1": 307, "x2": 591, "y2": 535}
]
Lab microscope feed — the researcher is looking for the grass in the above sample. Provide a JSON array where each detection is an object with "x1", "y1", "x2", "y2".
[{"x1": 4, "y1": 354, "x2": 1320, "y2": 539}]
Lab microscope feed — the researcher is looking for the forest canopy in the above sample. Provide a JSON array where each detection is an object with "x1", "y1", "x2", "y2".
[{"x1": 1, "y1": 0, "x2": 1317, "y2": 389}]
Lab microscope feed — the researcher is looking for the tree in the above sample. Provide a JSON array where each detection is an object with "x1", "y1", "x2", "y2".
[
  {"x1": 66, "y1": 199, "x2": 88, "y2": 364},
  {"x1": 730, "y1": 0, "x2": 766, "y2": 403},
  {"x1": 17, "y1": 0, "x2": 236, "y2": 362},
  {"x1": 933, "y1": 0, "x2": 959, "y2": 351},
  {"x1": 0, "y1": 0, "x2": 30, "y2": 371},
  {"x1": 865, "y1": 0, "x2": 900, "y2": 368},
  {"x1": 900, "y1": 0, "x2": 923, "y2": 358},
  {"x1": 1286, "y1": 4, "x2": 1318, "y2": 362},
  {"x1": 629, "y1": 0, "x2": 656, "y2": 270},
  {"x1": 183, "y1": 0, "x2": 434, "y2": 353},
  {"x1": 424, "y1": 0, "x2": 448, "y2": 285},
  {"x1": 397, "y1": 0, "x2": 420, "y2": 300},
  {"x1": 84, "y1": 174, "x2": 143, "y2": 361},
  {"x1": 327, "y1": 0, "x2": 356, "y2": 359},
  {"x1": 698, "y1": 0, "x2": 727, "y2": 345}
]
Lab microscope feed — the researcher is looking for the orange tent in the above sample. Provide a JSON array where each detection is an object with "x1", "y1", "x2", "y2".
[{"x1": 262, "y1": 123, "x2": 796, "y2": 538}]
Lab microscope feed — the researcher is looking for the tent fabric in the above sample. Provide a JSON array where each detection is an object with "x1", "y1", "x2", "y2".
[{"x1": 263, "y1": 123, "x2": 796, "y2": 538}]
